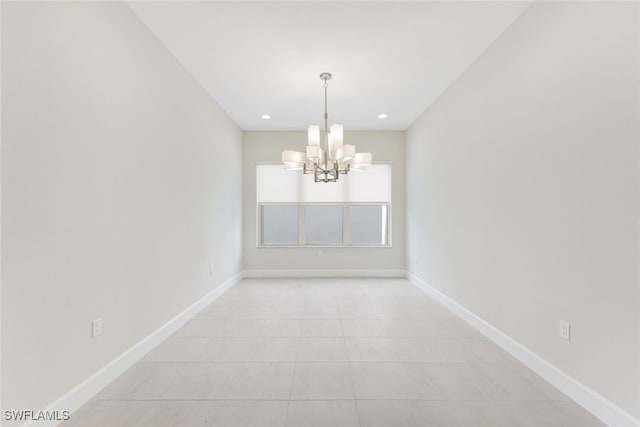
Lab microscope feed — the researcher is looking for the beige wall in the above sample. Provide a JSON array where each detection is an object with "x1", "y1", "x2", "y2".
[
  {"x1": 243, "y1": 131, "x2": 405, "y2": 272},
  {"x1": 406, "y1": 1, "x2": 639, "y2": 418},
  {"x1": 1, "y1": 1, "x2": 242, "y2": 413}
]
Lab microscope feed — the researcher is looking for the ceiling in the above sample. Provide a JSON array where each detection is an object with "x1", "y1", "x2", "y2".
[{"x1": 127, "y1": 1, "x2": 531, "y2": 131}]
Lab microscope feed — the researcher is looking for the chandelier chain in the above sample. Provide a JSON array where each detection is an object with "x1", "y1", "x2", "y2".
[{"x1": 324, "y1": 80, "x2": 329, "y2": 171}]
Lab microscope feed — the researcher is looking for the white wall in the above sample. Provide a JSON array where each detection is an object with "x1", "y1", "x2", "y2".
[
  {"x1": 1, "y1": 1, "x2": 242, "y2": 414},
  {"x1": 406, "y1": 1, "x2": 639, "y2": 420},
  {"x1": 243, "y1": 131, "x2": 405, "y2": 273}
]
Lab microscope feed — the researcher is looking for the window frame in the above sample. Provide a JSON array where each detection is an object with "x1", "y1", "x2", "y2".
[{"x1": 256, "y1": 201, "x2": 392, "y2": 248}]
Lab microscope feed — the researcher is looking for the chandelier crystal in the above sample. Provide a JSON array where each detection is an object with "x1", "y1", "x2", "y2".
[{"x1": 281, "y1": 72, "x2": 372, "y2": 182}]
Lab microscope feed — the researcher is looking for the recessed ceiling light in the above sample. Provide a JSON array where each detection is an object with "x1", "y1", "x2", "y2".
[
  {"x1": 261, "y1": 114, "x2": 271, "y2": 120},
  {"x1": 378, "y1": 113, "x2": 388, "y2": 119}
]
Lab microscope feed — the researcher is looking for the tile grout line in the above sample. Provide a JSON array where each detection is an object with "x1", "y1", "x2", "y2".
[
  {"x1": 92, "y1": 397, "x2": 579, "y2": 402},
  {"x1": 338, "y1": 294, "x2": 364, "y2": 427},
  {"x1": 283, "y1": 287, "x2": 304, "y2": 425}
]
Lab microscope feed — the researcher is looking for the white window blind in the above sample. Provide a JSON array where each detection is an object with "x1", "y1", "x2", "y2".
[{"x1": 256, "y1": 163, "x2": 391, "y2": 203}]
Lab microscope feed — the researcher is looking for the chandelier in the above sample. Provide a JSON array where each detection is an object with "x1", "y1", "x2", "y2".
[{"x1": 281, "y1": 72, "x2": 372, "y2": 183}]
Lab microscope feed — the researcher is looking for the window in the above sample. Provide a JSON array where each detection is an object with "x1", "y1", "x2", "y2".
[
  {"x1": 349, "y1": 205, "x2": 388, "y2": 245},
  {"x1": 259, "y1": 205, "x2": 298, "y2": 245},
  {"x1": 257, "y1": 203, "x2": 389, "y2": 247},
  {"x1": 304, "y1": 205, "x2": 343, "y2": 245},
  {"x1": 256, "y1": 163, "x2": 391, "y2": 247}
]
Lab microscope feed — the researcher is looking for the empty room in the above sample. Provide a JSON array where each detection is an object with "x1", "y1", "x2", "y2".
[{"x1": 1, "y1": 1, "x2": 638, "y2": 426}]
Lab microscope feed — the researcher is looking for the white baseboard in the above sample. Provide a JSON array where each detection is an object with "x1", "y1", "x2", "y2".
[
  {"x1": 25, "y1": 272, "x2": 243, "y2": 427},
  {"x1": 23, "y1": 270, "x2": 638, "y2": 427},
  {"x1": 242, "y1": 269, "x2": 406, "y2": 278},
  {"x1": 406, "y1": 271, "x2": 639, "y2": 427}
]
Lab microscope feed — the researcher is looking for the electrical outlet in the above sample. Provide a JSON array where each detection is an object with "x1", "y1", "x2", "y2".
[
  {"x1": 92, "y1": 318, "x2": 103, "y2": 338},
  {"x1": 559, "y1": 320, "x2": 570, "y2": 340}
]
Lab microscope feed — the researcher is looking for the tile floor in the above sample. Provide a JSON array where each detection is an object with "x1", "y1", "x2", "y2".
[{"x1": 68, "y1": 278, "x2": 605, "y2": 426}]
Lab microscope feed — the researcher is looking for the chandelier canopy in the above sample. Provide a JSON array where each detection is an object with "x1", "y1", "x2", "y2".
[{"x1": 282, "y1": 72, "x2": 372, "y2": 183}]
